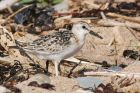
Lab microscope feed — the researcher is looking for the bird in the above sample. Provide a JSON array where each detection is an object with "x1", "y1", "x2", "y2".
[{"x1": 17, "y1": 21, "x2": 102, "y2": 76}]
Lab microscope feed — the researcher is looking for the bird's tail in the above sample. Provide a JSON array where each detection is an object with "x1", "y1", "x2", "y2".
[{"x1": 15, "y1": 40, "x2": 29, "y2": 47}]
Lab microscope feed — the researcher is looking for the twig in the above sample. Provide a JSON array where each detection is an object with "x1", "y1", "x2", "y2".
[
  {"x1": 100, "y1": 11, "x2": 107, "y2": 19},
  {"x1": 100, "y1": 2, "x2": 110, "y2": 10},
  {"x1": 84, "y1": 0, "x2": 110, "y2": 10},
  {"x1": 83, "y1": 1, "x2": 100, "y2": 9},
  {"x1": 126, "y1": 27, "x2": 140, "y2": 41},
  {"x1": 72, "y1": 17, "x2": 98, "y2": 20},
  {"x1": 84, "y1": 71, "x2": 140, "y2": 78},
  {"x1": 113, "y1": 38, "x2": 118, "y2": 65},
  {"x1": 98, "y1": 19, "x2": 140, "y2": 29},
  {"x1": 0, "y1": 57, "x2": 12, "y2": 65},
  {"x1": 107, "y1": 13, "x2": 140, "y2": 24},
  {"x1": 67, "y1": 61, "x2": 81, "y2": 78},
  {"x1": 108, "y1": 37, "x2": 115, "y2": 46},
  {"x1": 65, "y1": 57, "x2": 101, "y2": 67},
  {"x1": 7, "y1": 6, "x2": 13, "y2": 14}
]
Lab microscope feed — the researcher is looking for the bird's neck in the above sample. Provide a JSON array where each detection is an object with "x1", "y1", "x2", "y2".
[{"x1": 72, "y1": 29, "x2": 87, "y2": 42}]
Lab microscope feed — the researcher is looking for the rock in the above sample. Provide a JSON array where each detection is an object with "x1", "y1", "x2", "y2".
[
  {"x1": 76, "y1": 77, "x2": 103, "y2": 90},
  {"x1": 107, "y1": 66, "x2": 123, "y2": 72}
]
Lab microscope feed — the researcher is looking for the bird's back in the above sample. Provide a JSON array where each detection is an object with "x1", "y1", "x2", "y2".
[{"x1": 20, "y1": 29, "x2": 84, "y2": 61}]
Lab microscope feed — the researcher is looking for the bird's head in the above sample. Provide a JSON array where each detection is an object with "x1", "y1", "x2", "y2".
[{"x1": 72, "y1": 21, "x2": 103, "y2": 39}]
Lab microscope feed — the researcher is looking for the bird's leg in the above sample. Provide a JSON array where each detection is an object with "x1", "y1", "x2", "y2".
[
  {"x1": 54, "y1": 61, "x2": 59, "y2": 76},
  {"x1": 67, "y1": 61, "x2": 81, "y2": 78}
]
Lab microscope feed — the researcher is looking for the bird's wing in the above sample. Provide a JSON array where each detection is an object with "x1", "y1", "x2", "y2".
[{"x1": 21, "y1": 29, "x2": 76, "y2": 55}]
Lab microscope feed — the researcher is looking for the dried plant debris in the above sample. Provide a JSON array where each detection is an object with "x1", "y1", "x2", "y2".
[
  {"x1": 123, "y1": 50, "x2": 140, "y2": 60},
  {"x1": 14, "y1": 5, "x2": 35, "y2": 25},
  {"x1": 63, "y1": 23, "x2": 73, "y2": 30},
  {"x1": 111, "y1": 76, "x2": 136, "y2": 89},
  {"x1": 3, "y1": 83, "x2": 21, "y2": 93},
  {"x1": 34, "y1": 7, "x2": 55, "y2": 31},
  {"x1": 0, "y1": 60, "x2": 28, "y2": 85},
  {"x1": 72, "y1": 9, "x2": 100, "y2": 18},
  {"x1": 29, "y1": 63, "x2": 46, "y2": 74},
  {"x1": 14, "y1": 5, "x2": 55, "y2": 33},
  {"x1": 0, "y1": 26, "x2": 15, "y2": 52},
  {"x1": 28, "y1": 81, "x2": 55, "y2": 90},
  {"x1": 110, "y1": 76, "x2": 138, "y2": 93},
  {"x1": 0, "y1": 62, "x2": 22, "y2": 93},
  {"x1": 108, "y1": 2, "x2": 140, "y2": 16},
  {"x1": 72, "y1": 1, "x2": 140, "y2": 18},
  {"x1": 94, "y1": 83, "x2": 118, "y2": 93},
  {"x1": 0, "y1": 49, "x2": 8, "y2": 57},
  {"x1": 94, "y1": 61, "x2": 112, "y2": 68}
]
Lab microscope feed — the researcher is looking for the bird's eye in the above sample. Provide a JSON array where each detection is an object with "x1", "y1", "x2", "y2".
[{"x1": 82, "y1": 26, "x2": 86, "y2": 29}]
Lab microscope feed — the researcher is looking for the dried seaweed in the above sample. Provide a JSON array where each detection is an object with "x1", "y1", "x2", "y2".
[
  {"x1": 28, "y1": 81, "x2": 55, "y2": 90},
  {"x1": 123, "y1": 50, "x2": 140, "y2": 60}
]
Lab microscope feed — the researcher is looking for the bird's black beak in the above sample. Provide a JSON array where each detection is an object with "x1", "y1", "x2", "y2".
[
  {"x1": 89, "y1": 30, "x2": 103, "y2": 39},
  {"x1": 84, "y1": 26, "x2": 103, "y2": 39}
]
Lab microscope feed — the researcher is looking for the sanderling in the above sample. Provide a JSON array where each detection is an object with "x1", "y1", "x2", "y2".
[{"x1": 18, "y1": 21, "x2": 102, "y2": 76}]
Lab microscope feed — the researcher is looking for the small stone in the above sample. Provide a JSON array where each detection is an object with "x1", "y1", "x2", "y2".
[{"x1": 76, "y1": 77, "x2": 103, "y2": 90}]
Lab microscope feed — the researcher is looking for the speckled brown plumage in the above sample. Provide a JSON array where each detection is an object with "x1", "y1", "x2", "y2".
[{"x1": 22, "y1": 29, "x2": 78, "y2": 54}]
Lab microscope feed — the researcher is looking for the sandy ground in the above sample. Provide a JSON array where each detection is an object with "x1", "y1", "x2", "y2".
[{"x1": 16, "y1": 76, "x2": 78, "y2": 93}]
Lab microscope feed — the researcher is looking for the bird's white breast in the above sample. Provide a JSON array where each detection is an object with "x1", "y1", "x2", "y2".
[{"x1": 44, "y1": 41, "x2": 84, "y2": 61}]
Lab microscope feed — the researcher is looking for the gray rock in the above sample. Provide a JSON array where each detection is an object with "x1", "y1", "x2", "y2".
[
  {"x1": 76, "y1": 77, "x2": 103, "y2": 90},
  {"x1": 107, "y1": 66, "x2": 122, "y2": 72}
]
